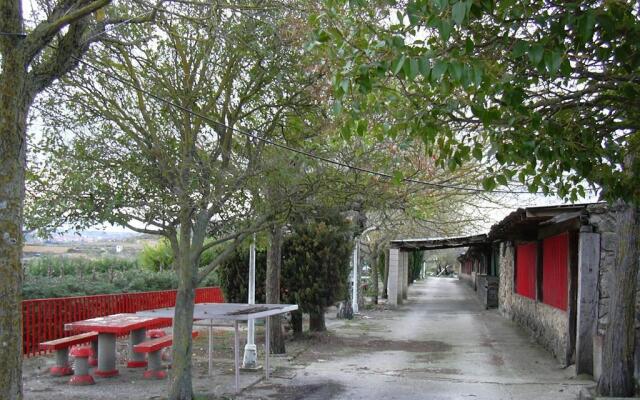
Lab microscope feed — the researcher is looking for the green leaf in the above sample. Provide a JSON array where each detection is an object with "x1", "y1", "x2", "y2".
[
  {"x1": 450, "y1": 62, "x2": 463, "y2": 81},
  {"x1": 512, "y1": 40, "x2": 527, "y2": 58},
  {"x1": 472, "y1": 65, "x2": 483, "y2": 86},
  {"x1": 447, "y1": 157, "x2": 457, "y2": 171},
  {"x1": 431, "y1": 60, "x2": 448, "y2": 82},
  {"x1": 418, "y1": 55, "x2": 431, "y2": 77},
  {"x1": 391, "y1": 54, "x2": 406, "y2": 76},
  {"x1": 496, "y1": 174, "x2": 508, "y2": 185},
  {"x1": 527, "y1": 44, "x2": 544, "y2": 65},
  {"x1": 439, "y1": 20, "x2": 452, "y2": 41},
  {"x1": 340, "y1": 124, "x2": 351, "y2": 140},
  {"x1": 392, "y1": 170, "x2": 404, "y2": 184},
  {"x1": 452, "y1": 1, "x2": 466, "y2": 26},
  {"x1": 472, "y1": 146, "x2": 483, "y2": 160},
  {"x1": 340, "y1": 79, "x2": 350, "y2": 94},
  {"x1": 482, "y1": 177, "x2": 496, "y2": 191},
  {"x1": 408, "y1": 58, "x2": 420, "y2": 80},
  {"x1": 358, "y1": 120, "x2": 369, "y2": 136},
  {"x1": 332, "y1": 100, "x2": 342, "y2": 114},
  {"x1": 464, "y1": 37, "x2": 474, "y2": 54},
  {"x1": 578, "y1": 11, "x2": 596, "y2": 43},
  {"x1": 544, "y1": 50, "x2": 562, "y2": 75}
]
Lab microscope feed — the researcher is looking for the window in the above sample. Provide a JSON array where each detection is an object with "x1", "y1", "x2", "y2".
[
  {"x1": 541, "y1": 233, "x2": 569, "y2": 310},
  {"x1": 515, "y1": 242, "x2": 537, "y2": 299}
]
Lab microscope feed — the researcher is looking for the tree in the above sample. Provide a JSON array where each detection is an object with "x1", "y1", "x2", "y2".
[
  {"x1": 0, "y1": 1, "x2": 158, "y2": 397},
  {"x1": 282, "y1": 210, "x2": 353, "y2": 333},
  {"x1": 28, "y1": 2, "x2": 319, "y2": 398},
  {"x1": 266, "y1": 224, "x2": 286, "y2": 353},
  {"x1": 218, "y1": 243, "x2": 267, "y2": 304},
  {"x1": 314, "y1": 0, "x2": 639, "y2": 395}
]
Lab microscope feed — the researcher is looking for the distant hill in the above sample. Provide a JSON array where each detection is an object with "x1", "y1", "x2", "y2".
[{"x1": 26, "y1": 229, "x2": 142, "y2": 244}]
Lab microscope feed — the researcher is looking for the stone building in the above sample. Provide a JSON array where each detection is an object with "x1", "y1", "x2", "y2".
[{"x1": 387, "y1": 202, "x2": 634, "y2": 379}]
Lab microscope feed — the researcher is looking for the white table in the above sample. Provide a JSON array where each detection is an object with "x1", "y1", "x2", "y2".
[{"x1": 137, "y1": 303, "x2": 298, "y2": 393}]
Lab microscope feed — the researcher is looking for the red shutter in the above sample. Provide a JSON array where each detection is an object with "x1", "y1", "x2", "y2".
[
  {"x1": 515, "y1": 243, "x2": 537, "y2": 299},
  {"x1": 542, "y1": 233, "x2": 569, "y2": 310}
]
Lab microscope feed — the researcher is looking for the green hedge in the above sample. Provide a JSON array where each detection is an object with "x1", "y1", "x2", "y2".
[{"x1": 22, "y1": 255, "x2": 218, "y2": 299}]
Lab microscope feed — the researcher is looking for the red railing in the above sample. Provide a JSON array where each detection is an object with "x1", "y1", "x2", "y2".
[{"x1": 22, "y1": 287, "x2": 224, "y2": 357}]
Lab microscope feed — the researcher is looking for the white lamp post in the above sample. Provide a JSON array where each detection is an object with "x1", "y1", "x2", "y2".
[{"x1": 242, "y1": 234, "x2": 260, "y2": 370}]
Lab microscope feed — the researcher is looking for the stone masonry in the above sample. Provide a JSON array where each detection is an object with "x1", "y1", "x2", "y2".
[{"x1": 498, "y1": 241, "x2": 571, "y2": 366}]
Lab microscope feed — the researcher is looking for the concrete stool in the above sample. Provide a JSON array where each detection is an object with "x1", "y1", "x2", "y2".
[
  {"x1": 69, "y1": 347, "x2": 95, "y2": 385},
  {"x1": 143, "y1": 349, "x2": 167, "y2": 380},
  {"x1": 148, "y1": 330, "x2": 171, "y2": 362},
  {"x1": 50, "y1": 348, "x2": 74, "y2": 376},
  {"x1": 88, "y1": 340, "x2": 98, "y2": 367}
]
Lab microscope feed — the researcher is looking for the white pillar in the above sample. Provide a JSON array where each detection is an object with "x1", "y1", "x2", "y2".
[
  {"x1": 352, "y1": 240, "x2": 359, "y2": 314},
  {"x1": 242, "y1": 234, "x2": 259, "y2": 369},
  {"x1": 388, "y1": 248, "x2": 400, "y2": 306},
  {"x1": 402, "y1": 251, "x2": 409, "y2": 300}
]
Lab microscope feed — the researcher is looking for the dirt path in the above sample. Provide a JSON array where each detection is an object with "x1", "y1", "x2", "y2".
[{"x1": 240, "y1": 277, "x2": 593, "y2": 400}]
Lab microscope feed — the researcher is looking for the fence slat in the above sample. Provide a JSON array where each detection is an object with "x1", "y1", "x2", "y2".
[{"x1": 22, "y1": 287, "x2": 223, "y2": 357}]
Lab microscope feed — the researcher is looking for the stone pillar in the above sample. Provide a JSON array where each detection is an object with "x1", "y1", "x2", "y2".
[
  {"x1": 402, "y1": 251, "x2": 409, "y2": 300},
  {"x1": 388, "y1": 248, "x2": 400, "y2": 306},
  {"x1": 576, "y1": 229, "x2": 600, "y2": 375}
]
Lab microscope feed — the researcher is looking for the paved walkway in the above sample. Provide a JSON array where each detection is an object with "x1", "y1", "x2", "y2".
[{"x1": 242, "y1": 277, "x2": 593, "y2": 400}]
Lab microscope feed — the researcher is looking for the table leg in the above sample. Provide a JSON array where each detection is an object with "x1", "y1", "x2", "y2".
[
  {"x1": 208, "y1": 324, "x2": 213, "y2": 376},
  {"x1": 127, "y1": 328, "x2": 148, "y2": 368},
  {"x1": 265, "y1": 316, "x2": 270, "y2": 380},
  {"x1": 234, "y1": 321, "x2": 239, "y2": 393},
  {"x1": 95, "y1": 333, "x2": 119, "y2": 377}
]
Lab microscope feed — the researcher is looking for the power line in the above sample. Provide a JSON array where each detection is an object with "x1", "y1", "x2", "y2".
[
  {"x1": 66, "y1": 53, "x2": 538, "y2": 195},
  {"x1": 41, "y1": 8, "x2": 536, "y2": 195}
]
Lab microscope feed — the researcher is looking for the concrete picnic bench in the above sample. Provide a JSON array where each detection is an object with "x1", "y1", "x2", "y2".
[
  {"x1": 39, "y1": 331, "x2": 99, "y2": 376},
  {"x1": 64, "y1": 313, "x2": 170, "y2": 377}
]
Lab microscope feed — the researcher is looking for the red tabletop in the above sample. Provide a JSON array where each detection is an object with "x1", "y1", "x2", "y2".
[{"x1": 65, "y1": 313, "x2": 169, "y2": 335}]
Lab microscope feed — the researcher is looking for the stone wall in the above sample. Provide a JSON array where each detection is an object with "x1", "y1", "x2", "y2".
[{"x1": 498, "y1": 241, "x2": 571, "y2": 366}]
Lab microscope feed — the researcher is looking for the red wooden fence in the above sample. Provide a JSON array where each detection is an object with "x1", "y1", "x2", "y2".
[{"x1": 22, "y1": 287, "x2": 224, "y2": 357}]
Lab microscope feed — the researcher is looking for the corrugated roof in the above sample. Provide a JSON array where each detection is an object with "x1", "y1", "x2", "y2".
[
  {"x1": 389, "y1": 202, "x2": 605, "y2": 250},
  {"x1": 390, "y1": 234, "x2": 488, "y2": 250}
]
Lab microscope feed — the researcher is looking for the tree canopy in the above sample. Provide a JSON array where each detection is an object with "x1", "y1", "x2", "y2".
[{"x1": 312, "y1": 0, "x2": 640, "y2": 202}]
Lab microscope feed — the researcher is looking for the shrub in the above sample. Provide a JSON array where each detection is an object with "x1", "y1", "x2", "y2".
[
  {"x1": 138, "y1": 239, "x2": 174, "y2": 272},
  {"x1": 282, "y1": 212, "x2": 353, "y2": 333}
]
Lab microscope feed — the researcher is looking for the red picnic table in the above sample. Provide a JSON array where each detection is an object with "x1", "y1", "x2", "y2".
[{"x1": 65, "y1": 313, "x2": 169, "y2": 377}]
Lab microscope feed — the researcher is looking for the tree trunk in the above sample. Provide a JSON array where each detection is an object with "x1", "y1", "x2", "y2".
[
  {"x1": 168, "y1": 249, "x2": 197, "y2": 400},
  {"x1": 309, "y1": 309, "x2": 326, "y2": 332},
  {"x1": 371, "y1": 250, "x2": 379, "y2": 305},
  {"x1": 382, "y1": 248, "x2": 389, "y2": 299},
  {"x1": 597, "y1": 203, "x2": 639, "y2": 396},
  {"x1": 357, "y1": 248, "x2": 364, "y2": 310},
  {"x1": 0, "y1": 28, "x2": 28, "y2": 399},
  {"x1": 266, "y1": 225, "x2": 285, "y2": 354},
  {"x1": 290, "y1": 310, "x2": 303, "y2": 337}
]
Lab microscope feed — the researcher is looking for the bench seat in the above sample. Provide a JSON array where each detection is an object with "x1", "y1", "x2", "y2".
[
  {"x1": 39, "y1": 331, "x2": 98, "y2": 351},
  {"x1": 133, "y1": 331, "x2": 198, "y2": 353},
  {"x1": 40, "y1": 332, "x2": 99, "y2": 376},
  {"x1": 133, "y1": 331, "x2": 198, "y2": 379}
]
